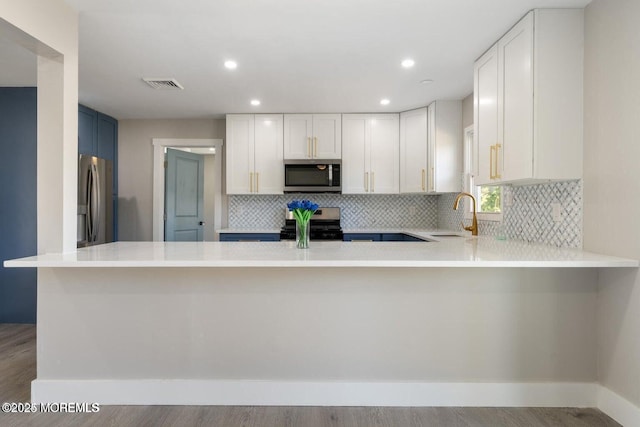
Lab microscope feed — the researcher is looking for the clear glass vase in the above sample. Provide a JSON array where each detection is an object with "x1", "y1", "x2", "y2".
[{"x1": 295, "y1": 220, "x2": 310, "y2": 249}]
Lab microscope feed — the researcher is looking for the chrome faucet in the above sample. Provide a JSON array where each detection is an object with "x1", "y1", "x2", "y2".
[{"x1": 452, "y1": 192, "x2": 478, "y2": 236}]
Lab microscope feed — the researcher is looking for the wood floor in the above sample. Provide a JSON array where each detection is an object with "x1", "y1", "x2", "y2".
[{"x1": 0, "y1": 324, "x2": 621, "y2": 427}]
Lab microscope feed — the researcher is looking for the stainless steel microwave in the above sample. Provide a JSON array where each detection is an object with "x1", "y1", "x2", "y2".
[{"x1": 284, "y1": 159, "x2": 341, "y2": 193}]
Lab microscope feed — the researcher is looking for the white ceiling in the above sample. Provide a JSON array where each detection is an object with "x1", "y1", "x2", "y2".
[{"x1": 3, "y1": 0, "x2": 591, "y2": 119}]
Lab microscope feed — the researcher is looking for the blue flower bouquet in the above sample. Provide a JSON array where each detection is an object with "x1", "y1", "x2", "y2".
[{"x1": 287, "y1": 200, "x2": 318, "y2": 249}]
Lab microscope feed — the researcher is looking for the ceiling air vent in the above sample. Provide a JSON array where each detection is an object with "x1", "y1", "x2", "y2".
[{"x1": 142, "y1": 78, "x2": 184, "y2": 90}]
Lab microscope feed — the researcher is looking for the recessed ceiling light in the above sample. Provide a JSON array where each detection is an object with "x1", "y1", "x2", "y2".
[
  {"x1": 224, "y1": 60, "x2": 238, "y2": 70},
  {"x1": 250, "y1": 99, "x2": 261, "y2": 106},
  {"x1": 401, "y1": 59, "x2": 415, "y2": 68},
  {"x1": 420, "y1": 79, "x2": 434, "y2": 84},
  {"x1": 380, "y1": 98, "x2": 390, "y2": 106}
]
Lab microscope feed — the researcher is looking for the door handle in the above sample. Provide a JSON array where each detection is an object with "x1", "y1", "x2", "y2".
[
  {"x1": 495, "y1": 144, "x2": 502, "y2": 179},
  {"x1": 490, "y1": 145, "x2": 496, "y2": 179},
  {"x1": 85, "y1": 169, "x2": 93, "y2": 242},
  {"x1": 199, "y1": 221, "x2": 205, "y2": 226},
  {"x1": 256, "y1": 172, "x2": 259, "y2": 193},
  {"x1": 371, "y1": 172, "x2": 375, "y2": 192},
  {"x1": 314, "y1": 137, "x2": 318, "y2": 157},
  {"x1": 307, "y1": 137, "x2": 311, "y2": 158},
  {"x1": 365, "y1": 172, "x2": 369, "y2": 192},
  {"x1": 421, "y1": 169, "x2": 426, "y2": 191},
  {"x1": 92, "y1": 164, "x2": 101, "y2": 242},
  {"x1": 250, "y1": 172, "x2": 254, "y2": 192}
]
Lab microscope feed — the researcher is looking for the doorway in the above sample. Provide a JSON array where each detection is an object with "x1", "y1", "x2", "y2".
[{"x1": 152, "y1": 138, "x2": 224, "y2": 242}]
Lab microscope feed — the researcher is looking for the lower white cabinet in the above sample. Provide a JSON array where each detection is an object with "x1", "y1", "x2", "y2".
[
  {"x1": 342, "y1": 114, "x2": 399, "y2": 194},
  {"x1": 226, "y1": 114, "x2": 283, "y2": 194},
  {"x1": 400, "y1": 101, "x2": 462, "y2": 194}
]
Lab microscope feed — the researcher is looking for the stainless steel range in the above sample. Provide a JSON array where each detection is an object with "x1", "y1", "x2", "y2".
[{"x1": 279, "y1": 207, "x2": 344, "y2": 241}]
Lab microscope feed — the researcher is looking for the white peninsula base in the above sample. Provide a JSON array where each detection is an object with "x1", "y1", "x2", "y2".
[{"x1": 34, "y1": 265, "x2": 600, "y2": 407}]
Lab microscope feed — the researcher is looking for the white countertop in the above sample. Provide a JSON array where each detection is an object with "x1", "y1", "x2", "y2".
[{"x1": 5, "y1": 236, "x2": 638, "y2": 268}]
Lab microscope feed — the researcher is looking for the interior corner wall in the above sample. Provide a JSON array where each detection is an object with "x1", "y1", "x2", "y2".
[
  {"x1": 0, "y1": 0, "x2": 79, "y2": 254},
  {"x1": 117, "y1": 119, "x2": 225, "y2": 241},
  {"x1": 583, "y1": 0, "x2": 640, "y2": 409}
]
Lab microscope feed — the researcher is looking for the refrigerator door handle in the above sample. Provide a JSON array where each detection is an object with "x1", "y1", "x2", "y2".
[
  {"x1": 86, "y1": 168, "x2": 94, "y2": 242},
  {"x1": 91, "y1": 163, "x2": 101, "y2": 242}
]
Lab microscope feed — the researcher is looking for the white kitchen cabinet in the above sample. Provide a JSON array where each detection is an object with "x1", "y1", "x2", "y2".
[
  {"x1": 342, "y1": 114, "x2": 399, "y2": 194},
  {"x1": 399, "y1": 108, "x2": 428, "y2": 193},
  {"x1": 283, "y1": 114, "x2": 341, "y2": 159},
  {"x1": 427, "y1": 101, "x2": 463, "y2": 193},
  {"x1": 474, "y1": 9, "x2": 583, "y2": 186},
  {"x1": 400, "y1": 102, "x2": 462, "y2": 193},
  {"x1": 474, "y1": 44, "x2": 499, "y2": 185},
  {"x1": 226, "y1": 114, "x2": 283, "y2": 194}
]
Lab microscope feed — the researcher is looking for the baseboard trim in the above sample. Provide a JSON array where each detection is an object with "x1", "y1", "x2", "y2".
[
  {"x1": 597, "y1": 386, "x2": 640, "y2": 427},
  {"x1": 32, "y1": 380, "x2": 598, "y2": 407}
]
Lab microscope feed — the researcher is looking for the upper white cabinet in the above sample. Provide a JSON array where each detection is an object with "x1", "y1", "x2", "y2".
[
  {"x1": 342, "y1": 114, "x2": 399, "y2": 194},
  {"x1": 400, "y1": 101, "x2": 462, "y2": 194},
  {"x1": 226, "y1": 114, "x2": 283, "y2": 194},
  {"x1": 400, "y1": 108, "x2": 428, "y2": 193},
  {"x1": 474, "y1": 9, "x2": 584, "y2": 186},
  {"x1": 284, "y1": 114, "x2": 341, "y2": 159}
]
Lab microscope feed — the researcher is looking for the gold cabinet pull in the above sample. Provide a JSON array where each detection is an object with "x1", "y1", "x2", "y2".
[
  {"x1": 250, "y1": 172, "x2": 254, "y2": 192},
  {"x1": 365, "y1": 172, "x2": 369, "y2": 192},
  {"x1": 421, "y1": 169, "x2": 426, "y2": 191},
  {"x1": 313, "y1": 137, "x2": 318, "y2": 158},
  {"x1": 490, "y1": 145, "x2": 496, "y2": 179},
  {"x1": 256, "y1": 172, "x2": 259, "y2": 193},
  {"x1": 307, "y1": 137, "x2": 311, "y2": 158},
  {"x1": 495, "y1": 144, "x2": 502, "y2": 179},
  {"x1": 371, "y1": 172, "x2": 375, "y2": 192}
]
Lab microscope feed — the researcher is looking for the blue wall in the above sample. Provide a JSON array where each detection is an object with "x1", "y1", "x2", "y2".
[{"x1": 0, "y1": 87, "x2": 37, "y2": 323}]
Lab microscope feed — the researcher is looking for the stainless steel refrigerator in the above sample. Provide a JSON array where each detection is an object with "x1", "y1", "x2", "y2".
[{"x1": 77, "y1": 155, "x2": 113, "y2": 247}]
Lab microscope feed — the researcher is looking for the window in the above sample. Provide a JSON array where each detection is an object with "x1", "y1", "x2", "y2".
[{"x1": 464, "y1": 125, "x2": 502, "y2": 221}]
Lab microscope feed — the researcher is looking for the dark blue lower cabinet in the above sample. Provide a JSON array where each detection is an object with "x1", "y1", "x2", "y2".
[
  {"x1": 381, "y1": 233, "x2": 425, "y2": 242},
  {"x1": 219, "y1": 233, "x2": 280, "y2": 242},
  {"x1": 344, "y1": 233, "x2": 426, "y2": 242},
  {"x1": 343, "y1": 233, "x2": 381, "y2": 241}
]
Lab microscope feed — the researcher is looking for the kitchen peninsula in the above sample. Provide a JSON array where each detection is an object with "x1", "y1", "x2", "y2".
[{"x1": 5, "y1": 238, "x2": 637, "y2": 407}]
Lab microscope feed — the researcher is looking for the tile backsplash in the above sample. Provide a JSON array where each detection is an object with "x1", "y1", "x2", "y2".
[
  {"x1": 438, "y1": 180, "x2": 583, "y2": 248},
  {"x1": 228, "y1": 180, "x2": 583, "y2": 248},
  {"x1": 228, "y1": 194, "x2": 438, "y2": 229}
]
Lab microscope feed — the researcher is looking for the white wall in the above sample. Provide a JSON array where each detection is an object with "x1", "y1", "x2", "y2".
[
  {"x1": 462, "y1": 93, "x2": 473, "y2": 128},
  {"x1": 117, "y1": 119, "x2": 225, "y2": 241},
  {"x1": 583, "y1": 0, "x2": 640, "y2": 409},
  {"x1": 0, "y1": 0, "x2": 78, "y2": 253}
]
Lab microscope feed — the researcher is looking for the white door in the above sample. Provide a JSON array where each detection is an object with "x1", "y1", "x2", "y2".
[
  {"x1": 341, "y1": 114, "x2": 368, "y2": 194},
  {"x1": 312, "y1": 114, "x2": 342, "y2": 159},
  {"x1": 369, "y1": 114, "x2": 399, "y2": 194},
  {"x1": 165, "y1": 148, "x2": 204, "y2": 241},
  {"x1": 226, "y1": 115, "x2": 255, "y2": 194},
  {"x1": 474, "y1": 44, "x2": 499, "y2": 185},
  {"x1": 498, "y1": 11, "x2": 533, "y2": 182},
  {"x1": 400, "y1": 108, "x2": 428, "y2": 193},
  {"x1": 283, "y1": 114, "x2": 312, "y2": 159},
  {"x1": 254, "y1": 114, "x2": 284, "y2": 194}
]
